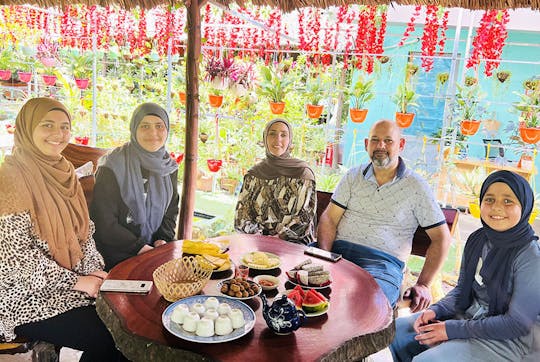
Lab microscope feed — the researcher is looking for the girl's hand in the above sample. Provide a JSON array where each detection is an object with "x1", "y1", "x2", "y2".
[
  {"x1": 138, "y1": 244, "x2": 154, "y2": 255},
  {"x1": 413, "y1": 309, "x2": 436, "y2": 333},
  {"x1": 89, "y1": 270, "x2": 108, "y2": 280},
  {"x1": 153, "y1": 239, "x2": 167, "y2": 247},
  {"x1": 73, "y1": 275, "x2": 103, "y2": 298},
  {"x1": 415, "y1": 321, "x2": 448, "y2": 346}
]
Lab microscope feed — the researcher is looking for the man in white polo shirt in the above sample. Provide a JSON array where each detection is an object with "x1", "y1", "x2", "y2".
[{"x1": 317, "y1": 119, "x2": 451, "y2": 311}]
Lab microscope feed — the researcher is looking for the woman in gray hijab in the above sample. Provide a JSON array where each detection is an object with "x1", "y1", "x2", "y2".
[
  {"x1": 91, "y1": 103, "x2": 179, "y2": 270},
  {"x1": 234, "y1": 118, "x2": 316, "y2": 245}
]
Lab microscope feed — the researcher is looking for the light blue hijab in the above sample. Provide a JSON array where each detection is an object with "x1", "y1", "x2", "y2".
[{"x1": 100, "y1": 103, "x2": 178, "y2": 243}]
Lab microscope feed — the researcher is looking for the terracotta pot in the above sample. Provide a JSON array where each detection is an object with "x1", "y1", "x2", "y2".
[
  {"x1": 349, "y1": 108, "x2": 368, "y2": 123},
  {"x1": 179, "y1": 91, "x2": 186, "y2": 104},
  {"x1": 207, "y1": 159, "x2": 222, "y2": 173},
  {"x1": 42, "y1": 74, "x2": 57, "y2": 86},
  {"x1": 306, "y1": 104, "x2": 324, "y2": 119},
  {"x1": 0, "y1": 69, "x2": 12, "y2": 81},
  {"x1": 17, "y1": 71, "x2": 32, "y2": 83},
  {"x1": 75, "y1": 78, "x2": 89, "y2": 90},
  {"x1": 460, "y1": 120, "x2": 481, "y2": 136},
  {"x1": 395, "y1": 112, "x2": 415, "y2": 128},
  {"x1": 208, "y1": 94, "x2": 223, "y2": 108},
  {"x1": 519, "y1": 126, "x2": 540, "y2": 144},
  {"x1": 269, "y1": 101, "x2": 285, "y2": 114}
]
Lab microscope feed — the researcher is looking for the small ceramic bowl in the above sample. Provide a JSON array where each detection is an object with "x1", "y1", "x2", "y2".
[{"x1": 253, "y1": 275, "x2": 280, "y2": 291}]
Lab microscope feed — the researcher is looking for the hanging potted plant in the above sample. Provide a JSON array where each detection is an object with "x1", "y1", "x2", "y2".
[
  {"x1": 204, "y1": 57, "x2": 234, "y2": 107},
  {"x1": 454, "y1": 83, "x2": 486, "y2": 136},
  {"x1": 513, "y1": 86, "x2": 540, "y2": 144},
  {"x1": 496, "y1": 70, "x2": 511, "y2": 83},
  {"x1": 257, "y1": 63, "x2": 294, "y2": 114},
  {"x1": 66, "y1": 52, "x2": 93, "y2": 90},
  {"x1": 36, "y1": 38, "x2": 59, "y2": 68},
  {"x1": 346, "y1": 75, "x2": 375, "y2": 123},
  {"x1": 391, "y1": 82, "x2": 419, "y2": 128},
  {"x1": 0, "y1": 49, "x2": 14, "y2": 81},
  {"x1": 14, "y1": 51, "x2": 35, "y2": 83},
  {"x1": 228, "y1": 61, "x2": 255, "y2": 98},
  {"x1": 175, "y1": 71, "x2": 187, "y2": 105},
  {"x1": 304, "y1": 75, "x2": 325, "y2": 119}
]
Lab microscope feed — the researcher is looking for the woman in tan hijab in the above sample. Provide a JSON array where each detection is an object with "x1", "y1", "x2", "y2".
[
  {"x1": 0, "y1": 98, "x2": 124, "y2": 360},
  {"x1": 234, "y1": 118, "x2": 316, "y2": 244}
]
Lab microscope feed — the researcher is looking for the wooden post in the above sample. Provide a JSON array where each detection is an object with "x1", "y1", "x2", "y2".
[{"x1": 177, "y1": 0, "x2": 203, "y2": 239}]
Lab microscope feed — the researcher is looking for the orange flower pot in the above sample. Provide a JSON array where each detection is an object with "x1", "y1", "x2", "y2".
[
  {"x1": 395, "y1": 112, "x2": 415, "y2": 128},
  {"x1": 42, "y1": 74, "x2": 57, "y2": 86},
  {"x1": 349, "y1": 108, "x2": 368, "y2": 123},
  {"x1": 306, "y1": 104, "x2": 324, "y2": 119},
  {"x1": 208, "y1": 94, "x2": 223, "y2": 108},
  {"x1": 75, "y1": 78, "x2": 89, "y2": 90},
  {"x1": 519, "y1": 126, "x2": 540, "y2": 144},
  {"x1": 460, "y1": 120, "x2": 481, "y2": 136},
  {"x1": 179, "y1": 91, "x2": 186, "y2": 104},
  {"x1": 269, "y1": 101, "x2": 286, "y2": 114}
]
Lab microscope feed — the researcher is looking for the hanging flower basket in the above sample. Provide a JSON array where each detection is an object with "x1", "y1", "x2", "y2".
[
  {"x1": 460, "y1": 120, "x2": 481, "y2": 136},
  {"x1": 0, "y1": 69, "x2": 12, "y2": 81},
  {"x1": 208, "y1": 94, "x2": 223, "y2": 108},
  {"x1": 395, "y1": 112, "x2": 415, "y2": 128},
  {"x1": 42, "y1": 74, "x2": 57, "y2": 86},
  {"x1": 207, "y1": 159, "x2": 223, "y2": 173},
  {"x1": 17, "y1": 71, "x2": 32, "y2": 83},
  {"x1": 306, "y1": 104, "x2": 323, "y2": 119},
  {"x1": 519, "y1": 125, "x2": 540, "y2": 144},
  {"x1": 269, "y1": 101, "x2": 285, "y2": 114},
  {"x1": 179, "y1": 91, "x2": 186, "y2": 104},
  {"x1": 349, "y1": 108, "x2": 368, "y2": 123},
  {"x1": 75, "y1": 78, "x2": 89, "y2": 90}
]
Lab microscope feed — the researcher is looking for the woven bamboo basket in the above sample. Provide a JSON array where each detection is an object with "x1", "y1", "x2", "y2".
[{"x1": 153, "y1": 256, "x2": 213, "y2": 302}]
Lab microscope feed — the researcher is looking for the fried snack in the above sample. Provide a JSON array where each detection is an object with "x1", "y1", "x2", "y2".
[
  {"x1": 221, "y1": 278, "x2": 259, "y2": 298},
  {"x1": 184, "y1": 240, "x2": 230, "y2": 271}
]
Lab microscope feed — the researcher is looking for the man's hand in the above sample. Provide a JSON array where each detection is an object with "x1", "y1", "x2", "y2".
[
  {"x1": 153, "y1": 239, "x2": 167, "y2": 247},
  {"x1": 415, "y1": 320, "x2": 448, "y2": 346},
  {"x1": 138, "y1": 244, "x2": 154, "y2": 255},
  {"x1": 404, "y1": 283, "x2": 431, "y2": 312}
]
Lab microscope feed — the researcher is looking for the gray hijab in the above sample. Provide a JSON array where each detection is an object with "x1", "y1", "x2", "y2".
[{"x1": 100, "y1": 103, "x2": 178, "y2": 243}]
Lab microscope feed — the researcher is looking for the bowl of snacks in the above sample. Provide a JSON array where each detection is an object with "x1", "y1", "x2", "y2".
[
  {"x1": 253, "y1": 275, "x2": 280, "y2": 291},
  {"x1": 153, "y1": 256, "x2": 214, "y2": 302},
  {"x1": 241, "y1": 251, "x2": 281, "y2": 270},
  {"x1": 218, "y1": 278, "x2": 261, "y2": 300}
]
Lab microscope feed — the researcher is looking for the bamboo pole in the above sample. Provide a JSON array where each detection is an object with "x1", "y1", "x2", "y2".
[{"x1": 177, "y1": 0, "x2": 203, "y2": 240}]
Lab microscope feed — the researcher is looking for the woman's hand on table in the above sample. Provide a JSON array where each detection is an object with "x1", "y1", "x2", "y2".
[
  {"x1": 73, "y1": 275, "x2": 103, "y2": 298},
  {"x1": 138, "y1": 244, "x2": 154, "y2": 254},
  {"x1": 89, "y1": 270, "x2": 108, "y2": 280},
  {"x1": 153, "y1": 239, "x2": 167, "y2": 247}
]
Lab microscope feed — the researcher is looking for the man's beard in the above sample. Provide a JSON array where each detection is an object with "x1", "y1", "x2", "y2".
[{"x1": 370, "y1": 151, "x2": 391, "y2": 168}]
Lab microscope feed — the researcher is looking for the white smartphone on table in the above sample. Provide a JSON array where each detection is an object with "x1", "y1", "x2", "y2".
[
  {"x1": 304, "y1": 246, "x2": 342, "y2": 262},
  {"x1": 100, "y1": 280, "x2": 153, "y2": 294}
]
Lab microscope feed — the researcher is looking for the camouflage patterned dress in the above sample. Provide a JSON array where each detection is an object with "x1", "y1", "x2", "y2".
[{"x1": 234, "y1": 174, "x2": 316, "y2": 245}]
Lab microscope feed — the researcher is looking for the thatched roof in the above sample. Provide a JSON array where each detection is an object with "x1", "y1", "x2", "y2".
[{"x1": 0, "y1": 0, "x2": 538, "y2": 11}]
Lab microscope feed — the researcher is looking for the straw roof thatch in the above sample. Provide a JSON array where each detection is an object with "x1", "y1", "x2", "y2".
[{"x1": 0, "y1": 0, "x2": 538, "y2": 11}]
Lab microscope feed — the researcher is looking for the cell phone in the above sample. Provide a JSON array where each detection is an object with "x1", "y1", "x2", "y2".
[
  {"x1": 304, "y1": 247, "x2": 342, "y2": 262},
  {"x1": 100, "y1": 280, "x2": 153, "y2": 294}
]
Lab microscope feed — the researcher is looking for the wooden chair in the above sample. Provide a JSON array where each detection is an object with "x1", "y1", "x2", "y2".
[{"x1": 61, "y1": 143, "x2": 109, "y2": 207}]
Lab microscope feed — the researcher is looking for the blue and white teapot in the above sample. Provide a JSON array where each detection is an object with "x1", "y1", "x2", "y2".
[{"x1": 260, "y1": 293, "x2": 306, "y2": 335}]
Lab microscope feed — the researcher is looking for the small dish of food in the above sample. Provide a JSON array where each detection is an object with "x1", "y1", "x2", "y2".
[
  {"x1": 218, "y1": 278, "x2": 261, "y2": 300},
  {"x1": 253, "y1": 275, "x2": 279, "y2": 291}
]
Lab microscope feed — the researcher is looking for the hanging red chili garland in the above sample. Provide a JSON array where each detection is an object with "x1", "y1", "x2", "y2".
[
  {"x1": 399, "y1": 5, "x2": 422, "y2": 47},
  {"x1": 466, "y1": 9, "x2": 510, "y2": 77},
  {"x1": 420, "y1": 5, "x2": 440, "y2": 72}
]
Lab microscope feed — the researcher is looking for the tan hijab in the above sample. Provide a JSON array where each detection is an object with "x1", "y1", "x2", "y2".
[
  {"x1": 247, "y1": 119, "x2": 315, "y2": 181},
  {"x1": 0, "y1": 97, "x2": 88, "y2": 269}
]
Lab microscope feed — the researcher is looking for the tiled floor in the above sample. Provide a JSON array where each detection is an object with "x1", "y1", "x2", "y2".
[{"x1": 2, "y1": 213, "x2": 538, "y2": 362}]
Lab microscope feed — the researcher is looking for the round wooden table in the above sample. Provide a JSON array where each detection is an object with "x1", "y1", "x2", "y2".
[{"x1": 96, "y1": 234, "x2": 394, "y2": 361}]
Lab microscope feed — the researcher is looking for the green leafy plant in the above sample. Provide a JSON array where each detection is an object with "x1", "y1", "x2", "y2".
[
  {"x1": 454, "y1": 83, "x2": 486, "y2": 120},
  {"x1": 0, "y1": 48, "x2": 13, "y2": 70},
  {"x1": 391, "y1": 83, "x2": 419, "y2": 113},
  {"x1": 66, "y1": 52, "x2": 93, "y2": 79},
  {"x1": 347, "y1": 75, "x2": 375, "y2": 109},
  {"x1": 305, "y1": 75, "x2": 325, "y2": 105},
  {"x1": 513, "y1": 88, "x2": 540, "y2": 128},
  {"x1": 257, "y1": 64, "x2": 294, "y2": 103}
]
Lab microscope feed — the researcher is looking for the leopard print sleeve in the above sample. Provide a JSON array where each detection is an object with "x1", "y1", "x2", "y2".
[
  {"x1": 0, "y1": 211, "x2": 78, "y2": 295},
  {"x1": 73, "y1": 221, "x2": 105, "y2": 275}
]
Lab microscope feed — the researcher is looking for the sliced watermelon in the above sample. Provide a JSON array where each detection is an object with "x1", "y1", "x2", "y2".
[
  {"x1": 302, "y1": 291, "x2": 328, "y2": 313},
  {"x1": 293, "y1": 285, "x2": 306, "y2": 299},
  {"x1": 306, "y1": 289, "x2": 327, "y2": 303},
  {"x1": 287, "y1": 290, "x2": 303, "y2": 309}
]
